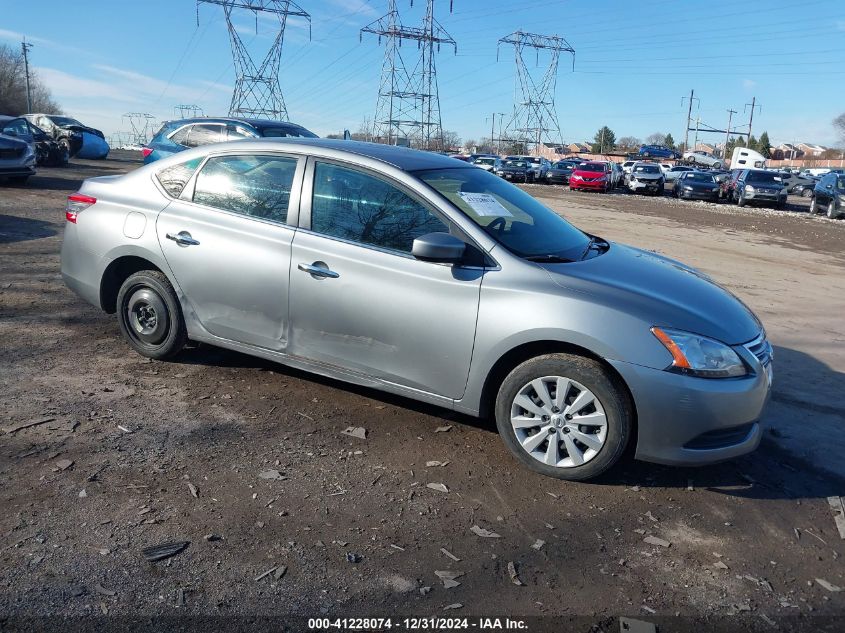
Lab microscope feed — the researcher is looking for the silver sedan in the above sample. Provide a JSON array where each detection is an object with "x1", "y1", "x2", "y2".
[{"x1": 61, "y1": 139, "x2": 772, "y2": 480}]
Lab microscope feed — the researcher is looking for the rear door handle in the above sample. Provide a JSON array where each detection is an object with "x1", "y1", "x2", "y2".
[
  {"x1": 298, "y1": 262, "x2": 339, "y2": 279},
  {"x1": 166, "y1": 231, "x2": 200, "y2": 246}
]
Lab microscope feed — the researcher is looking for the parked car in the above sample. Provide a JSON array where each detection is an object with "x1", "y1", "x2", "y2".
[
  {"x1": 504, "y1": 155, "x2": 550, "y2": 181},
  {"x1": 545, "y1": 161, "x2": 574, "y2": 185},
  {"x1": 809, "y1": 172, "x2": 844, "y2": 218},
  {"x1": 621, "y1": 160, "x2": 636, "y2": 175},
  {"x1": 663, "y1": 165, "x2": 695, "y2": 183},
  {"x1": 569, "y1": 162, "x2": 612, "y2": 192},
  {"x1": 60, "y1": 139, "x2": 772, "y2": 481},
  {"x1": 610, "y1": 162, "x2": 624, "y2": 188},
  {"x1": 683, "y1": 150, "x2": 724, "y2": 170},
  {"x1": 0, "y1": 115, "x2": 69, "y2": 166},
  {"x1": 23, "y1": 113, "x2": 109, "y2": 159},
  {"x1": 472, "y1": 156, "x2": 502, "y2": 173},
  {"x1": 732, "y1": 169, "x2": 787, "y2": 208},
  {"x1": 638, "y1": 144, "x2": 680, "y2": 159},
  {"x1": 791, "y1": 182, "x2": 817, "y2": 198},
  {"x1": 627, "y1": 162, "x2": 664, "y2": 196},
  {"x1": 0, "y1": 132, "x2": 36, "y2": 184},
  {"x1": 142, "y1": 117, "x2": 317, "y2": 164},
  {"x1": 777, "y1": 172, "x2": 816, "y2": 194},
  {"x1": 720, "y1": 169, "x2": 744, "y2": 200},
  {"x1": 500, "y1": 158, "x2": 532, "y2": 182},
  {"x1": 672, "y1": 171, "x2": 720, "y2": 201}
]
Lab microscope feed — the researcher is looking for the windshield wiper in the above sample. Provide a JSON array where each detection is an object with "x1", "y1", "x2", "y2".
[
  {"x1": 524, "y1": 254, "x2": 574, "y2": 263},
  {"x1": 579, "y1": 236, "x2": 607, "y2": 260}
]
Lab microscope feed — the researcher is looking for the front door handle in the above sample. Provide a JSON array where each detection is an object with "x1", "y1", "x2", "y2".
[
  {"x1": 166, "y1": 231, "x2": 200, "y2": 246},
  {"x1": 298, "y1": 262, "x2": 339, "y2": 279}
]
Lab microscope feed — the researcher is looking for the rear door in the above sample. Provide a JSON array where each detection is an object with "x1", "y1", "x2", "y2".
[
  {"x1": 156, "y1": 151, "x2": 304, "y2": 350},
  {"x1": 287, "y1": 159, "x2": 483, "y2": 399}
]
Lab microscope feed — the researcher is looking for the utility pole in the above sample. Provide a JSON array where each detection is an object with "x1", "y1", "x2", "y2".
[
  {"x1": 693, "y1": 116, "x2": 700, "y2": 150},
  {"x1": 681, "y1": 89, "x2": 698, "y2": 152},
  {"x1": 724, "y1": 108, "x2": 736, "y2": 159},
  {"x1": 497, "y1": 112, "x2": 506, "y2": 154},
  {"x1": 21, "y1": 38, "x2": 33, "y2": 112},
  {"x1": 744, "y1": 97, "x2": 761, "y2": 146},
  {"x1": 490, "y1": 112, "x2": 496, "y2": 154}
]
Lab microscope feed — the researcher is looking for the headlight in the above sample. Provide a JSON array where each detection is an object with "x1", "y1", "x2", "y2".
[
  {"x1": 745, "y1": 185, "x2": 755, "y2": 193},
  {"x1": 651, "y1": 327, "x2": 747, "y2": 378},
  {"x1": 683, "y1": 186, "x2": 693, "y2": 191},
  {"x1": 711, "y1": 187, "x2": 719, "y2": 192}
]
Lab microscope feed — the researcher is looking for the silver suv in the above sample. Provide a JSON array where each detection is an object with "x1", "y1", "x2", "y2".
[{"x1": 61, "y1": 139, "x2": 772, "y2": 480}]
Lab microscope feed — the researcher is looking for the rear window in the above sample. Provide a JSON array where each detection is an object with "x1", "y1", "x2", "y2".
[
  {"x1": 633, "y1": 164, "x2": 660, "y2": 174},
  {"x1": 258, "y1": 126, "x2": 318, "y2": 139},
  {"x1": 155, "y1": 157, "x2": 202, "y2": 198},
  {"x1": 686, "y1": 173, "x2": 716, "y2": 183},
  {"x1": 746, "y1": 171, "x2": 782, "y2": 184}
]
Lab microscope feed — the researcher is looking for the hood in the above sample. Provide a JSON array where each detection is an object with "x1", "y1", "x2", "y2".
[
  {"x1": 541, "y1": 243, "x2": 761, "y2": 345},
  {"x1": 681, "y1": 180, "x2": 718, "y2": 189},
  {"x1": 59, "y1": 123, "x2": 104, "y2": 139}
]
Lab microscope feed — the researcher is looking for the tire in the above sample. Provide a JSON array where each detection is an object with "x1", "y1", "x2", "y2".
[
  {"x1": 116, "y1": 270, "x2": 187, "y2": 360},
  {"x1": 494, "y1": 353, "x2": 632, "y2": 481},
  {"x1": 738, "y1": 191, "x2": 747, "y2": 207},
  {"x1": 58, "y1": 144, "x2": 70, "y2": 166},
  {"x1": 828, "y1": 200, "x2": 840, "y2": 219},
  {"x1": 801, "y1": 188, "x2": 813, "y2": 198},
  {"x1": 809, "y1": 196, "x2": 818, "y2": 214},
  {"x1": 59, "y1": 138, "x2": 73, "y2": 159}
]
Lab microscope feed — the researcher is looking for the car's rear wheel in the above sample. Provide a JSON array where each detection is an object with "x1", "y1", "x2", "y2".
[
  {"x1": 809, "y1": 196, "x2": 818, "y2": 214},
  {"x1": 495, "y1": 353, "x2": 632, "y2": 481},
  {"x1": 801, "y1": 188, "x2": 813, "y2": 198},
  {"x1": 738, "y1": 191, "x2": 747, "y2": 207},
  {"x1": 116, "y1": 270, "x2": 187, "y2": 359}
]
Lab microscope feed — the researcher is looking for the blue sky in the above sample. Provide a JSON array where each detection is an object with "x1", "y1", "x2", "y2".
[{"x1": 2, "y1": 0, "x2": 844, "y2": 147}]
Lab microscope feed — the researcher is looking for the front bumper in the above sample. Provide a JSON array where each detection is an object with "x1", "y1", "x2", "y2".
[
  {"x1": 547, "y1": 174, "x2": 569, "y2": 184},
  {"x1": 628, "y1": 180, "x2": 662, "y2": 193},
  {"x1": 608, "y1": 350, "x2": 771, "y2": 466},
  {"x1": 679, "y1": 188, "x2": 719, "y2": 200},
  {"x1": 570, "y1": 179, "x2": 607, "y2": 190}
]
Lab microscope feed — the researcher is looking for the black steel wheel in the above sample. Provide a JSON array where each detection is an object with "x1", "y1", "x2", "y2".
[{"x1": 116, "y1": 270, "x2": 187, "y2": 359}]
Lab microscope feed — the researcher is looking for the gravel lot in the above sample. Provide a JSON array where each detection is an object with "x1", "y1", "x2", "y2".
[{"x1": 1, "y1": 153, "x2": 844, "y2": 630}]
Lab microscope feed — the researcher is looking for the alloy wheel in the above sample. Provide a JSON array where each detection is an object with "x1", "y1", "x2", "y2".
[{"x1": 510, "y1": 376, "x2": 608, "y2": 468}]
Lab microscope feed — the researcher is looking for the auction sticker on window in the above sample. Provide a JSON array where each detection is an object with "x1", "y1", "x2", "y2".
[{"x1": 458, "y1": 192, "x2": 513, "y2": 217}]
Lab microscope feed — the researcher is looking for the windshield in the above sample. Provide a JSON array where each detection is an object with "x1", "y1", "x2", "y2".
[
  {"x1": 505, "y1": 160, "x2": 527, "y2": 167},
  {"x1": 686, "y1": 173, "x2": 716, "y2": 183},
  {"x1": 50, "y1": 116, "x2": 84, "y2": 127},
  {"x1": 552, "y1": 162, "x2": 573, "y2": 170},
  {"x1": 416, "y1": 167, "x2": 590, "y2": 259},
  {"x1": 579, "y1": 163, "x2": 606, "y2": 173},
  {"x1": 475, "y1": 158, "x2": 495, "y2": 165},
  {"x1": 746, "y1": 171, "x2": 782, "y2": 184},
  {"x1": 259, "y1": 126, "x2": 318, "y2": 138},
  {"x1": 633, "y1": 165, "x2": 660, "y2": 174}
]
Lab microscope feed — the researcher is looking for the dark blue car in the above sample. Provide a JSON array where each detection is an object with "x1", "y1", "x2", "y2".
[
  {"x1": 638, "y1": 144, "x2": 680, "y2": 159},
  {"x1": 142, "y1": 117, "x2": 317, "y2": 164}
]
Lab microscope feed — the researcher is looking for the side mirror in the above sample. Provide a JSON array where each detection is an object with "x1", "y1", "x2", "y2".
[{"x1": 412, "y1": 232, "x2": 466, "y2": 264}]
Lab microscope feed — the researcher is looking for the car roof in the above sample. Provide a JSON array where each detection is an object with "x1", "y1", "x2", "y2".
[
  {"x1": 196, "y1": 138, "x2": 474, "y2": 171},
  {"x1": 164, "y1": 116, "x2": 310, "y2": 130}
]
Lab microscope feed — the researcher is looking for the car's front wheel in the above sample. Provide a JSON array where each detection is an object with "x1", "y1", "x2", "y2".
[
  {"x1": 809, "y1": 196, "x2": 818, "y2": 214},
  {"x1": 828, "y1": 200, "x2": 840, "y2": 219},
  {"x1": 801, "y1": 188, "x2": 813, "y2": 198},
  {"x1": 116, "y1": 270, "x2": 187, "y2": 359},
  {"x1": 494, "y1": 353, "x2": 632, "y2": 481},
  {"x1": 738, "y1": 191, "x2": 747, "y2": 207}
]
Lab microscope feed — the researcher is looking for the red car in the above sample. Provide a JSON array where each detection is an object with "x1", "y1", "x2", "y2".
[{"x1": 569, "y1": 162, "x2": 611, "y2": 193}]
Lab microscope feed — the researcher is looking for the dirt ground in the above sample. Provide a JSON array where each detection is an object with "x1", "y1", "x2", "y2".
[{"x1": 1, "y1": 153, "x2": 844, "y2": 631}]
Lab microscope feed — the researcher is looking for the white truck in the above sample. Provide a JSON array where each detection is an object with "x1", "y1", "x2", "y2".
[{"x1": 730, "y1": 147, "x2": 767, "y2": 170}]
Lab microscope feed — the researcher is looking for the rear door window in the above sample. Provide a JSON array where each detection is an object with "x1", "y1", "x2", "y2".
[
  {"x1": 169, "y1": 126, "x2": 191, "y2": 146},
  {"x1": 192, "y1": 154, "x2": 298, "y2": 224},
  {"x1": 184, "y1": 124, "x2": 224, "y2": 148}
]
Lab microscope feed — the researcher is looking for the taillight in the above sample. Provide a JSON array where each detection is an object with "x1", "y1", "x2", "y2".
[
  {"x1": 66, "y1": 193, "x2": 96, "y2": 223},
  {"x1": 141, "y1": 147, "x2": 153, "y2": 158}
]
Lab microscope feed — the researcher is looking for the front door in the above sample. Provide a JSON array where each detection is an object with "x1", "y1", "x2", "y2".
[
  {"x1": 288, "y1": 160, "x2": 483, "y2": 399},
  {"x1": 156, "y1": 152, "x2": 304, "y2": 351}
]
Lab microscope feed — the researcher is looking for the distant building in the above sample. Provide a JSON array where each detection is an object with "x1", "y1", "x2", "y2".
[
  {"x1": 693, "y1": 143, "x2": 715, "y2": 154},
  {"x1": 773, "y1": 143, "x2": 803, "y2": 160},
  {"x1": 797, "y1": 142, "x2": 827, "y2": 157},
  {"x1": 567, "y1": 142, "x2": 591, "y2": 153}
]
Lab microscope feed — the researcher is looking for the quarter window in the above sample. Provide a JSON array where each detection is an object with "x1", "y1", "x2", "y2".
[
  {"x1": 310, "y1": 162, "x2": 447, "y2": 253},
  {"x1": 170, "y1": 126, "x2": 191, "y2": 146},
  {"x1": 155, "y1": 157, "x2": 202, "y2": 198},
  {"x1": 192, "y1": 154, "x2": 298, "y2": 224}
]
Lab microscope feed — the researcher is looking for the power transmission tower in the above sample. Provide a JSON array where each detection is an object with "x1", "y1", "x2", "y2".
[
  {"x1": 197, "y1": 0, "x2": 310, "y2": 121},
  {"x1": 174, "y1": 104, "x2": 204, "y2": 118},
  {"x1": 361, "y1": 0, "x2": 456, "y2": 150},
  {"x1": 123, "y1": 113, "x2": 157, "y2": 145},
  {"x1": 21, "y1": 38, "x2": 33, "y2": 112},
  {"x1": 498, "y1": 31, "x2": 574, "y2": 155}
]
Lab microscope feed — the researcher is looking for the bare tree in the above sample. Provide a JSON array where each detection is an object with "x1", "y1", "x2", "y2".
[
  {"x1": 617, "y1": 136, "x2": 641, "y2": 151},
  {"x1": 834, "y1": 113, "x2": 845, "y2": 145},
  {"x1": 0, "y1": 44, "x2": 61, "y2": 115},
  {"x1": 646, "y1": 132, "x2": 667, "y2": 145}
]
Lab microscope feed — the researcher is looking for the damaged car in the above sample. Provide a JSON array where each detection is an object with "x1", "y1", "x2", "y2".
[
  {"x1": 0, "y1": 115, "x2": 69, "y2": 166},
  {"x1": 23, "y1": 113, "x2": 110, "y2": 160}
]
